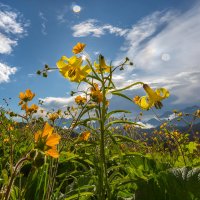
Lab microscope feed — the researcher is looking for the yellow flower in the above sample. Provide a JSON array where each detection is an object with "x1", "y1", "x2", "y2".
[
  {"x1": 56, "y1": 55, "x2": 91, "y2": 82},
  {"x1": 134, "y1": 84, "x2": 169, "y2": 110},
  {"x1": 34, "y1": 123, "x2": 61, "y2": 158},
  {"x1": 75, "y1": 95, "x2": 86, "y2": 105},
  {"x1": 8, "y1": 125, "x2": 14, "y2": 131},
  {"x1": 94, "y1": 55, "x2": 111, "y2": 73},
  {"x1": 19, "y1": 89, "x2": 35, "y2": 102},
  {"x1": 80, "y1": 131, "x2": 90, "y2": 141},
  {"x1": 3, "y1": 138, "x2": 9, "y2": 143},
  {"x1": 72, "y1": 42, "x2": 86, "y2": 54}
]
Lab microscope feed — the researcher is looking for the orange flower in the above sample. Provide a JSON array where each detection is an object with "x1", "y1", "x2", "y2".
[
  {"x1": 72, "y1": 42, "x2": 86, "y2": 54},
  {"x1": 80, "y1": 131, "x2": 90, "y2": 141},
  {"x1": 75, "y1": 95, "x2": 87, "y2": 105},
  {"x1": 21, "y1": 103, "x2": 38, "y2": 114},
  {"x1": 19, "y1": 89, "x2": 35, "y2": 102},
  {"x1": 90, "y1": 83, "x2": 103, "y2": 103},
  {"x1": 48, "y1": 112, "x2": 59, "y2": 122},
  {"x1": 34, "y1": 123, "x2": 61, "y2": 158}
]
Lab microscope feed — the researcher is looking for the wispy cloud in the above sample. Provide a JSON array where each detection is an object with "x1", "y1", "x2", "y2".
[
  {"x1": 72, "y1": 19, "x2": 128, "y2": 37},
  {"x1": 39, "y1": 12, "x2": 47, "y2": 35},
  {"x1": 113, "y1": 4, "x2": 200, "y2": 105},
  {"x1": 0, "y1": 62, "x2": 17, "y2": 83}
]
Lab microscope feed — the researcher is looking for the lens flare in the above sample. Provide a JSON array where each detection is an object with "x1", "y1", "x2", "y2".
[
  {"x1": 72, "y1": 5, "x2": 81, "y2": 13},
  {"x1": 161, "y1": 53, "x2": 170, "y2": 61}
]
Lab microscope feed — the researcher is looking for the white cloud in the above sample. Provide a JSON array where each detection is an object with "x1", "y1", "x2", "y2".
[
  {"x1": 0, "y1": 9, "x2": 24, "y2": 34},
  {"x1": 0, "y1": 3, "x2": 29, "y2": 83},
  {"x1": 39, "y1": 96, "x2": 75, "y2": 110},
  {"x1": 0, "y1": 32, "x2": 17, "y2": 54},
  {"x1": 0, "y1": 3, "x2": 29, "y2": 55},
  {"x1": 137, "y1": 121, "x2": 155, "y2": 129},
  {"x1": 72, "y1": 19, "x2": 128, "y2": 37},
  {"x1": 0, "y1": 62, "x2": 17, "y2": 83}
]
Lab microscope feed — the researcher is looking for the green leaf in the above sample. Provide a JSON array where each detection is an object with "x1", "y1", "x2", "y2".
[
  {"x1": 106, "y1": 120, "x2": 142, "y2": 129},
  {"x1": 65, "y1": 192, "x2": 94, "y2": 200},
  {"x1": 106, "y1": 110, "x2": 131, "y2": 119},
  {"x1": 111, "y1": 92, "x2": 133, "y2": 103},
  {"x1": 111, "y1": 81, "x2": 143, "y2": 92},
  {"x1": 186, "y1": 142, "x2": 198, "y2": 154}
]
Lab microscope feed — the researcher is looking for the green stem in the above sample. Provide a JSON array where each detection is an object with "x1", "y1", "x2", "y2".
[
  {"x1": 98, "y1": 73, "x2": 110, "y2": 199},
  {"x1": 4, "y1": 157, "x2": 28, "y2": 200}
]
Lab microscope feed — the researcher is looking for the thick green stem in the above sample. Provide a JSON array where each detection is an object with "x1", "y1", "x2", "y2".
[{"x1": 98, "y1": 75, "x2": 110, "y2": 199}]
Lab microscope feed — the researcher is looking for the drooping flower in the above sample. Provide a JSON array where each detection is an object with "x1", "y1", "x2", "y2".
[
  {"x1": 75, "y1": 95, "x2": 87, "y2": 105},
  {"x1": 72, "y1": 42, "x2": 86, "y2": 54},
  {"x1": 19, "y1": 89, "x2": 35, "y2": 102},
  {"x1": 133, "y1": 84, "x2": 169, "y2": 110},
  {"x1": 79, "y1": 131, "x2": 90, "y2": 141},
  {"x1": 94, "y1": 55, "x2": 111, "y2": 73},
  {"x1": 56, "y1": 55, "x2": 91, "y2": 82},
  {"x1": 34, "y1": 123, "x2": 61, "y2": 158}
]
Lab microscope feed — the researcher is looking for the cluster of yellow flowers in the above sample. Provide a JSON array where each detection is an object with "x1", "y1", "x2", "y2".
[
  {"x1": 19, "y1": 89, "x2": 38, "y2": 114},
  {"x1": 56, "y1": 42, "x2": 111, "y2": 83}
]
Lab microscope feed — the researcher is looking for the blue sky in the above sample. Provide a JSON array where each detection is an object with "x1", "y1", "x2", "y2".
[{"x1": 0, "y1": 0, "x2": 200, "y2": 120}]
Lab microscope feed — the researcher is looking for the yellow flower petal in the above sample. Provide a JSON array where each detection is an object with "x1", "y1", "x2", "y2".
[
  {"x1": 155, "y1": 88, "x2": 170, "y2": 99},
  {"x1": 42, "y1": 123, "x2": 54, "y2": 138},
  {"x1": 94, "y1": 55, "x2": 111, "y2": 73},
  {"x1": 137, "y1": 96, "x2": 153, "y2": 110},
  {"x1": 45, "y1": 147, "x2": 59, "y2": 158},
  {"x1": 46, "y1": 134, "x2": 61, "y2": 147},
  {"x1": 80, "y1": 131, "x2": 90, "y2": 141},
  {"x1": 34, "y1": 130, "x2": 42, "y2": 142}
]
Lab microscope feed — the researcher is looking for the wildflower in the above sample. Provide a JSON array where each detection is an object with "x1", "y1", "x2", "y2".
[
  {"x1": 124, "y1": 124, "x2": 131, "y2": 131},
  {"x1": 48, "y1": 112, "x2": 59, "y2": 122},
  {"x1": 56, "y1": 55, "x2": 91, "y2": 82},
  {"x1": 19, "y1": 89, "x2": 35, "y2": 102},
  {"x1": 80, "y1": 131, "x2": 90, "y2": 141},
  {"x1": 133, "y1": 84, "x2": 169, "y2": 110},
  {"x1": 195, "y1": 109, "x2": 200, "y2": 118},
  {"x1": 75, "y1": 95, "x2": 87, "y2": 105},
  {"x1": 177, "y1": 112, "x2": 183, "y2": 117},
  {"x1": 21, "y1": 103, "x2": 38, "y2": 114},
  {"x1": 94, "y1": 55, "x2": 111, "y2": 73},
  {"x1": 105, "y1": 100, "x2": 109, "y2": 107},
  {"x1": 27, "y1": 104, "x2": 38, "y2": 113},
  {"x1": 72, "y1": 42, "x2": 86, "y2": 54},
  {"x1": 90, "y1": 83, "x2": 103, "y2": 103},
  {"x1": 34, "y1": 123, "x2": 61, "y2": 158},
  {"x1": 8, "y1": 125, "x2": 14, "y2": 131},
  {"x1": 3, "y1": 138, "x2": 9, "y2": 143}
]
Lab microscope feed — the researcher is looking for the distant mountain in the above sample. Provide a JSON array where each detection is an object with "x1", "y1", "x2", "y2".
[
  {"x1": 145, "y1": 105, "x2": 200, "y2": 128},
  {"x1": 55, "y1": 106, "x2": 200, "y2": 133}
]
